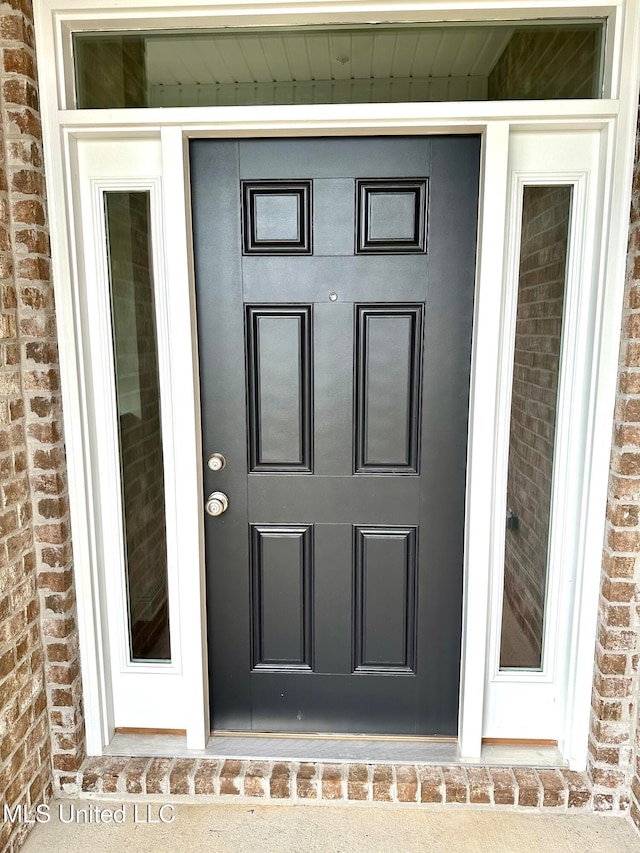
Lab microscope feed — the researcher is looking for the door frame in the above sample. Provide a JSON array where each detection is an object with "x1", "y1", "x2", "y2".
[{"x1": 33, "y1": 0, "x2": 640, "y2": 769}]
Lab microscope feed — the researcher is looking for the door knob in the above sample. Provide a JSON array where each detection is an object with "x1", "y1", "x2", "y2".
[
  {"x1": 207, "y1": 452, "x2": 226, "y2": 471},
  {"x1": 206, "y1": 492, "x2": 229, "y2": 517}
]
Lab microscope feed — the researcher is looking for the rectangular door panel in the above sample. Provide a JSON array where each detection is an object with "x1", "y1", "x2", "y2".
[
  {"x1": 355, "y1": 305, "x2": 423, "y2": 472},
  {"x1": 354, "y1": 527, "x2": 417, "y2": 672},
  {"x1": 251, "y1": 525, "x2": 312, "y2": 670},
  {"x1": 246, "y1": 306, "x2": 312, "y2": 472}
]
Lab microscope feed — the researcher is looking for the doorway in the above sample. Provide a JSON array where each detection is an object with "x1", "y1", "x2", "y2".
[{"x1": 191, "y1": 136, "x2": 480, "y2": 735}]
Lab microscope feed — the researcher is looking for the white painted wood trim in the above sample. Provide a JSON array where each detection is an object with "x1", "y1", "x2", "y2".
[
  {"x1": 458, "y1": 121, "x2": 510, "y2": 760},
  {"x1": 160, "y1": 127, "x2": 210, "y2": 749},
  {"x1": 54, "y1": 101, "x2": 620, "y2": 133}
]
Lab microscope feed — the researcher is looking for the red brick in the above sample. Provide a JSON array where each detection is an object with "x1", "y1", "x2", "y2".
[
  {"x1": 244, "y1": 761, "x2": 269, "y2": 798},
  {"x1": 123, "y1": 757, "x2": 149, "y2": 794},
  {"x1": 372, "y1": 764, "x2": 393, "y2": 802},
  {"x1": 145, "y1": 758, "x2": 172, "y2": 795},
  {"x1": 396, "y1": 764, "x2": 418, "y2": 803},
  {"x1": 193, "y1": 760, "x2": 218, "y2": 795},
  {"x1": 417, "y1": 765, "x2": 443, "y2": 803},
  {"x1": 80, "y1": 757, "x2": 105, "y2": 793},
  {"x1": 593, "y1": 792, "x2": 614, "y2": 812},
  {"x1": 169, "y1": 758, "x2": 195, "y2": 794},
  {"x1": 296, "y1": 763, "x2": 318, "y2": 799},
  {"x1": 346, "y1": 763, "x2": 369, "y2": 801},
  {"x1": 467, "y1": 766, "x2": 491, "y2": 804},
  {"x1": 269, "y1": 762, "x2": 290, "y2": 799},
  {"x1": 321, "y1": 764, "x2": 342, "y2": 800},
  {"x1": 514, "y1": 768, "x2": 541, "y2": 807},
  {"x1": 219, "y1": 759, "x2": 243, "y2": 796},
  {"x1": 442, "y1": 766, "x2": 467, "y2": 804},
  {"x1": 538, "y1": 769, "x2": 565, "y2": 807},
  {"x1": 560, "y1": 770, "x2": 591, "y2": 809}
]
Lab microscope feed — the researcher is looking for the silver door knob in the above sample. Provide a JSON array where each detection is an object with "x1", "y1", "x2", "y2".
[
  {"x1": 207, "y1": 452, "x2": 226, "y2": 471},
  {"x1": 206, "y1": 491, "x2": 229, "y2": 517}
]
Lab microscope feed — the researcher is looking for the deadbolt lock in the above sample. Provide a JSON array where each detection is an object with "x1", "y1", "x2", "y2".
[
  {"x1": 207, "y1": 452, "x2": 227, "y2": 472},
  {"x1": 206, "y1": 491, "x2": 229, "y2": 517}
]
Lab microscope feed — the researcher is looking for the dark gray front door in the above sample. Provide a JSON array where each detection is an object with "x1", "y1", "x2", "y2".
[{"x1": 191, "y1": 136, "x2": 480, "y2": 736}]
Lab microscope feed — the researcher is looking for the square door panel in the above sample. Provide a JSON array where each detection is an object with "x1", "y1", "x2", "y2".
[
  {"x1": 242, "y1": 180, "x2": 312, "y2": 254},
  {"x1": 356, "y1": 179, "x2": 427, "y2": 254}
]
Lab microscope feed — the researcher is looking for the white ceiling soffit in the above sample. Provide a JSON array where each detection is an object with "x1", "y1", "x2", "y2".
[{"x1": 145, "y1": 27, "x2": 515, "y2": 88}]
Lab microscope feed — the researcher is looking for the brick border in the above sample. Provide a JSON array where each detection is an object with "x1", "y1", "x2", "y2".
[{"x1": 68, "y1": 757, "x2": 598, "y2": 811}]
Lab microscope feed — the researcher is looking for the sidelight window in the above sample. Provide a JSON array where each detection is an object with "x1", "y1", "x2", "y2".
[
  {"x1": 104, "y1": 191, "x2": 171, "y2": 663},
  {"x1": 499, "y1": 185, "x2": 573, "y2": 671}
]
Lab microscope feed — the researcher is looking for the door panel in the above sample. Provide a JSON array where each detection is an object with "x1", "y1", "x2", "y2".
[
  {"x1": 246, "y1": 306, "x2": 312, "y2": 471},
  {"x1": 191, "y1": 136, "x2": 480, "y2": 735},
  {"x1": 251, "y1": 525, "x2": 313, "y2": 670},
  {"x1": 355, "y1": 305, "x2": 423, "y2": 472},
  {"x1": 354, "y1": 526, "x2": 417, "y2": 672}
]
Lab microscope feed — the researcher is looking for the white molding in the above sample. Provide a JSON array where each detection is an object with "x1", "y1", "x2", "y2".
[
  {"x1": 160, "y1": 126, "x2": 210, "y2": 749},
  {"x1": 458, "y1": 121, "x2": 510, "y2": 760},
  {"x1": 55, "y1": 101, "x2": 620, "y2": 133}
]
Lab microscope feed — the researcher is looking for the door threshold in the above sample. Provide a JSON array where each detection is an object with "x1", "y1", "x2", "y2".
[
  {"x1": 105, "y1": 731, "x2": 565, "y2": 768},
  {"x1": 213, "y1": 731, "x2": 457, "y2": 743}
]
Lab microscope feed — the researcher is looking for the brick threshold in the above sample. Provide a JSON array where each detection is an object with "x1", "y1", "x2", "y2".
[{"x1": 67, "y1": 757, "x2": 607, "y2": 812}]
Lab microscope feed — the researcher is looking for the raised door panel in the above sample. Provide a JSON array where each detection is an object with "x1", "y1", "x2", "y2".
[
  {"x1": 354, "y1": 527, "x2": 418, "y2": 673},
  {"x1": 246, "y1": 306, "x2": 312, "y2": 472},
  {"x1": 355, "y1": 305, "x2": 423, "y2": 472},
  {"x1": 251, "y1": 525, "x2": 313, "y2": 670}
]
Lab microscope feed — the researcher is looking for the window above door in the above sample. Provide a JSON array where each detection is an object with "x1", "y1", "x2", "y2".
[{"x1": 73, "y1": 20, "x2": 605, "y2": 109}]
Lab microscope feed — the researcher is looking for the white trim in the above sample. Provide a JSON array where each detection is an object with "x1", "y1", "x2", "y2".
[
  {"x1": 483, "y1": 132, "x2": 605, "y2": 746},
  {"x1": 86, "y1": 173, "x2": 182, "y2": 680},
  {"x1": 458, "y1": 121, "x2": 510, "y2": 760},
  {"x1": 32, "y1": 0, "x2": 640, "y2": 765},
  {"x1": 160, "y1": 126, "x2": 209, "y2": 749},
  {"x1": 55, "y1": 101, "x2": 620, "y2": 133}
]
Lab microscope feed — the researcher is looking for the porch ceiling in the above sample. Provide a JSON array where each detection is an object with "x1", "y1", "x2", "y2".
[{"x1": 145, "y1": 25, "x2": 514, "y2": 88}]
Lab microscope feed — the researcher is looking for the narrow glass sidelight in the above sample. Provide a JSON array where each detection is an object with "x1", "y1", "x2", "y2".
[
  {"x1": 499, "y1": 185, "x2": 573, "y2": 671},
  {"x1": 104, "y1": 191, "x2": 170, "y2": 662}
]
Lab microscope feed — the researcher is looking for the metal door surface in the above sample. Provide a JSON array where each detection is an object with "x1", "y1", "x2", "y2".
[{"x1": 191, "y1": 136, "x2": 480, "y2": 735}]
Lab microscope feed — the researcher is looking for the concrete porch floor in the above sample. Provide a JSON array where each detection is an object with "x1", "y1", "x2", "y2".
[{"x1": 20, "y1": 798, "x2": 640, "y2": 852}]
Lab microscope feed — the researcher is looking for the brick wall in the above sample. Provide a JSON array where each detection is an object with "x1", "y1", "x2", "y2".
[
  {"x1": 501, "y1": 186, "x2": 571, "y2": 668},
  {"x1": 0, "y1": 2, "x2": 84, "y2": 850},
  {"x1": 598, "y1": 108, "x2": 640, "y2": 822},
  {"x1": 488, "y1": 27, "x2": 599, "y2": 99}
]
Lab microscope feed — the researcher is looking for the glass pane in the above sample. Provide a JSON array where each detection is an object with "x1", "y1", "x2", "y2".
[
  {"x1": 74, "y1": 21, "x2": 604, "y2": 109},
  {"x1": 499, "y1": 185, "x2": 572, "y2": 671},
  {"x1": 104, "y1": 191, "x2": 170, "y2": 662}
]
